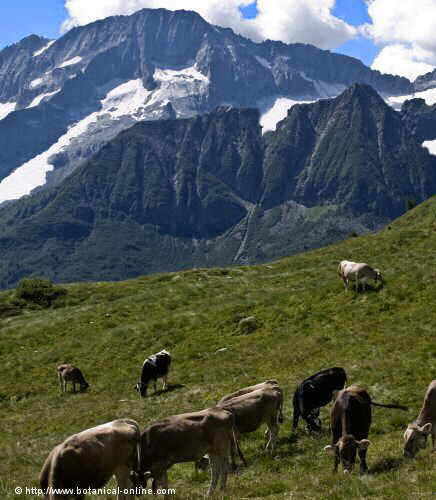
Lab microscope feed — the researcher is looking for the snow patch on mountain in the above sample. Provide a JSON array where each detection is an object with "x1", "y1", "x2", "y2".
[
  {"x1": 33, "y1": 40, "x2": 55, "y2": 57},
  {"x1": 423, "y1": 140, "x2": 436, "y2": 155},
  {"x1": 260, "y1": 97, "x2": 312, "y2": 133},
  {"x1": 58, "y1": 56, "x2": 83, "y2": 69},
  {"x1": 0, "y1": 79, "x2": 153, "y2": 202},
  {"x1": 28, "y1": 90, "x2": 60, "y2": 108},
  {"x1": 299, "y1": 72, "x2": 346, "y2": 98},
  {"x1": 0, "y1": 102, "x2": 16, "y2": 121},
  {"x1": 255, "y1": 56, "x2": 271, "y2": 70},
  {"x1": 30, "y1": 78, "x2": 44, "y2": 89}
]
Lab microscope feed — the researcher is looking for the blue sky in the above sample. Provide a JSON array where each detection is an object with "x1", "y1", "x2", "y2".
[{"x1": 0, "y1": 0, "x2": 378, "y2": 67}]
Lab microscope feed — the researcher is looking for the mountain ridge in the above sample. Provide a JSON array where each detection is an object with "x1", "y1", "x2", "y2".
[
  {"x1": 0, "y1": 7, "x2": 414, "y2": 203},
  {"x1": 0, "y1": 84, "x2": 434, "y2": 288}
]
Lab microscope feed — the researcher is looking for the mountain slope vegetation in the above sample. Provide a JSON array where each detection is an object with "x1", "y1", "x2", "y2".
[{"x1": 1, "y1": 196, "x2": 435, "y2": 499}]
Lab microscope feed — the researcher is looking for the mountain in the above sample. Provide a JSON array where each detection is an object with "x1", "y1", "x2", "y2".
[
  {"x1": 414, "y1": 68, "x2": 436, "y2": 92},
  {"x1": 1, "y1": 194, "x2": 436, "y2": 498},
  {"x1": 401, "y1": 98, "x2": 436, "y2": 143},
  {"x1": 0, "y1": 8, "x2": 412, "y2": 203},
  {"x1": 0, "y1": 84, "x2": 434, "y2": 288}
]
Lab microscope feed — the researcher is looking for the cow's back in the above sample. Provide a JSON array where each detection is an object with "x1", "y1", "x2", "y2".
[
  {"x1": 419, "y1": 380, "x2": 436, "y2": 422},
  {"x1": 218, "y1": 380, "x2": 279, "y2": 405},
  {"x1": 219, "y1": 387, "x2": 281, "y2": 433}
]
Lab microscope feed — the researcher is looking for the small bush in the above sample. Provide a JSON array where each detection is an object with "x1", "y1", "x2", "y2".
[{"x1": 15, "y1": 277, "x2": 67, "y2": 307}]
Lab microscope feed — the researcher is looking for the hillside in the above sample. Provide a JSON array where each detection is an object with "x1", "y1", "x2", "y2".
[
  {"x1": 0, "y1": 84, "x2": 435, "y2": 289},
  {"x1": 1, "y1": 196, "x2": 435, "y2": 499}
]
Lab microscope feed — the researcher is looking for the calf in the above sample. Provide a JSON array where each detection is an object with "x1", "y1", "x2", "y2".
[
  {"x1": 218, "y1": 382, "x2": 284, "y2": 468},
  {"x1": 135, "y1": 349, "x2": 171, "y2": 398},
  {"x1": 404, "y1": 380, "x2": 436, "y2": 458},
  {"x1": 133, "y1": 407, "x2": 244, "y2": 497},
  {"x1": 57, "y1": 364, "x2": 89, "y2": 393},
  {"x1": 40, "y1": 419, "x2": 141, "y2": 499},
  {"x1": 324, "y1": 385, "x2": 407, "y2": 473},
  {"x1": 292, "y1": 367, "x2": 347, "y2": 432},
  {"x1": 338, "y1": 260, "x2": 383, "y2": 291}
]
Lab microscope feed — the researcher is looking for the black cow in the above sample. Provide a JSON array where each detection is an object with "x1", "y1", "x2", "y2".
[
  {"x1": 324, "y1": 385, "x2": 407, "y2": 473},
  {"x1": 292, "y1": 367, "x2": 347, "y2": 432},
  {"x1": 135, "y1": 350, "x2": 171, "y2": 398}
]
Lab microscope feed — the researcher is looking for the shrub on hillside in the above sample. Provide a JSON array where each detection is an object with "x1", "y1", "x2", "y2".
[{"x1": 15, "y1": 277, "x2": 67, "y2": 307}]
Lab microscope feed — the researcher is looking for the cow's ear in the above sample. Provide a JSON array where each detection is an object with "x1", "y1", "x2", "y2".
[
  {"x1": 324, "y1": 445, "x2": 337, "y2": 456},
  {"x1": 420, "y1": 423, "x2": 432, "y2": 434},
  {"x1": 357, "y1": 439, "x2": 371, "y2": 449}
]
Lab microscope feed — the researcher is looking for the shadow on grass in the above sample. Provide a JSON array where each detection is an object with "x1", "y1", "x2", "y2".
[
  {"x1": 153, "y1": 383, "x2": 185, "y2": 396},
  {"x1": 350, "y1": 283, "x2": 385, "y2": 294},
  {"x1": 369, "y1": 456, "x2": 404, "y2": 474}
]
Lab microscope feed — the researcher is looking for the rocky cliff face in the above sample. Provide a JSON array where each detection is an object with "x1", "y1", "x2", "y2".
[
  {"x1": 0, "y1": 84, "x2": 434, "y2": 288},
  {"x1": 401, "y1": 98, "x2": 436, "y2": 143},
  {"x1": 0, "y1": 8, "x2": 413, "y2": 203}
]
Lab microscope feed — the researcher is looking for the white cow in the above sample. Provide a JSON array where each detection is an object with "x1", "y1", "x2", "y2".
[
  {"x1": 40, "y1": 419, "x2": 141, "y2": 499},
  {"x1": 338, "y1": 260, "x2": 383, "y2": 291}
]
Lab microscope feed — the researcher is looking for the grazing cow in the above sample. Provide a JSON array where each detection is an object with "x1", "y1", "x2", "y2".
[
  {"x1": 217, "y1": 382, "x2": 284, "y2": 468},
  {"x1": 404, "y1": 380, "x2": 436, "y2": 458},
  {"x1": 135, "y1": 349, "x2": 171, "y2": 398},
  {"x1": 57, "y1": 364, "x2": 89, "y2": 393},
  {"x1": 338, "y1": 260, "x2": 383, "y2": 291},
  {"x1": 324, "y1": 385, "x2": 407, "y2": 473},
  {"x1": 40, "y1": 419, "x2": 141, "y2": 500},
  {"x1": 292, "y1": 367, "x2": 347, "y2": 432},
  {"x1": 132, "y1": 407, "x2": 245, "y2": 497}
]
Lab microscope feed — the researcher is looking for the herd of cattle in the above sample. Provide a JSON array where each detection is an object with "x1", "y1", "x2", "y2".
[{"x1": 39, "y1": 261, "x2": 434, "y2": 498}]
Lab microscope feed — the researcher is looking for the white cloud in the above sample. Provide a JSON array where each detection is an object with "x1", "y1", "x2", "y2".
[
  {"x1": 365, "y1": 0, "x2": 436, "y2": 80},
  {"x1": 62, "y1": 0, "x2": 356, "y2": 50},
  {"x1": 372, "y1": 44, "x2": 435, "y2": 81}
]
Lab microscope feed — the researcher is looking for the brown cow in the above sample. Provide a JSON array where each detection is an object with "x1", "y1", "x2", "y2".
[
  {"x1": 218, "y1": 380, "x2": 281, "y2": 405},
  {"x1": 39, "y1": 419, "x2": 141, "y2": 499},
  {"x1": 57, "y1": 364, "x2": 89, "y2": 393},
  {"x1": 324, "y1": 385, "x2": 407, "y2": 473},
  {"x1": 217, "y1": 381, "x2": 284, "y2": 468},
  {"x1": 133, "y1": 407, "x2": 244, "y2": 497},
  {"x1": 404, "y1": 380, "x2": 436, "y2": 458}
]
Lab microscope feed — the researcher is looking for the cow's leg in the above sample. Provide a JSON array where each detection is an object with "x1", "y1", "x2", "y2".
[
  {"x1": 292, "y1": 402, "x2": 300, "y2": 431},
  {"x1": 358, "y1": 448, "x2": 368, "y2": 474},
  {"x1": 333, "y1": 452, "x2": 340, "y2": 473},
  {"x1": 162, "y1": 375, "x2": 168, "y2": 391},
  {"x1": 154, "y1": 379, "x2": 157, "y2": 393},
  {"x1": 431, "y1": 431, "x2": 435, "y2": 450},
  {"x1": 219, "y1": 456, "x2": 228, "y2": 490},
  {"x1": 266, "y1": 421, "x2": 279, "y2": 454},
  {"x1": 115, "y1": 466, "x2": 133, "y2": 499},
  {"x1": 207, "y1": 456, "x2": 220, "y2": 496}
]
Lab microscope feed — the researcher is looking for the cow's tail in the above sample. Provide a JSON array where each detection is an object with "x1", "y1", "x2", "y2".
[
  {"x1": 228, "y1": 410, "x2": 247, "y2": 467},
  {"x1": 292, "y1": 391, "x2": 300, "y2": 431},
  {"x1": 277, "y1": 389, "x2": 284, "y2": 425},
  {"x1": 39, "y1": 455, "x2": 51, "y2": 497},
  {"x1": 132, "y1": 420, "x2": 142, "y2": 474},
  {"x1": 371, "y1": 401, "x2": 408, "y2": 411}
]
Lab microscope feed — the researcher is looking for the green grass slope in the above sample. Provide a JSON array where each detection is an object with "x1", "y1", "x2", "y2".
[{"x1": 1, "y1": 197, "x2": 435, "y2": 499}]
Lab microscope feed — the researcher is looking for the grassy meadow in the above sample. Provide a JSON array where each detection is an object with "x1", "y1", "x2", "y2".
[{"x1": 1, "y1": 197, "x2": 436, "y2": 499}]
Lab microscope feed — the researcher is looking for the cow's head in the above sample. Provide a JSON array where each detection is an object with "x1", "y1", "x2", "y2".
[
  {"x1": 374, "y1": 269, "x2": 383, "y2": 284},
  {"x1": 324, "y1": 435, "x2": 371, "y2": 472},
  {"x1": 134, "y1": 382, "x2": 148, "y2": 398},
  {"x1": 306, "y1": 410, "x2": 322, "y2": 432},
  {"x1": 403, "y1": 423, "x2": 432, "y2": 458},
  {"x1": 130, "y1": 469, "x2": 152, "y2": 489},
  {"x1": 80, "y1": 381, "x2": 89, "y2": 392}
]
